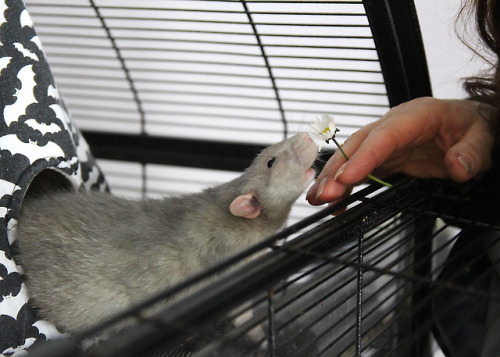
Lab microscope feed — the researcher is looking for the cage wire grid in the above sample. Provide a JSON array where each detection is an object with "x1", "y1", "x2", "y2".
[
  {"x1": 23, "y1": 0, "x2": 389, "y2": 144},
  {"x1": 26, "y1": 175, "x2": 500, "y2": 356}
]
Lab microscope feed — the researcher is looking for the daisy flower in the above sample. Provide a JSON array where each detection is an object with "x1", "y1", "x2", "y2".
[
  {"x1": 309, "y1": 114, "x2": 337, "y2": 142},
  {"x1": 309, "y1": 114, "x2": 392, "y2": 188}
]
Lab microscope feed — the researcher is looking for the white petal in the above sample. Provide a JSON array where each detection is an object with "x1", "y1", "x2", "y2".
[
  {"x1": 309, "y1": 114, "x2": 338, "y2": 144},
  {"x1": 309, "y1": 132, "x2": 326, "y2": 141}
]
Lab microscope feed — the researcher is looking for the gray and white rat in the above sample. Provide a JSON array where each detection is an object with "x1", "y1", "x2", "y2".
[{"x1": 15, "y1": 132, "x2": 318, "y2": 334}]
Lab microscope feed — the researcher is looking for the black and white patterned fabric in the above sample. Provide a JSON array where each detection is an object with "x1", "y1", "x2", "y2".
[{"x1": 0, "y1": 0, "x2": 106, "y2": 354}]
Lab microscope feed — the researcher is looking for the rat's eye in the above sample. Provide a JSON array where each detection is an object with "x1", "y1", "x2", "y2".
[{"x1": 267, "y1": 157, "x2": 276, "y2": 168}]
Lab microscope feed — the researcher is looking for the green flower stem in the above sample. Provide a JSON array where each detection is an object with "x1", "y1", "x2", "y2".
[{"x1": 331, "y1": 137, "x2": 392, "y2": 188}]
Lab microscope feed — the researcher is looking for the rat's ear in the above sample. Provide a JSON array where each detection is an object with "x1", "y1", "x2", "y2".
[{"x1": 229, "y1": 193, "x2": 262, "y2": 219}]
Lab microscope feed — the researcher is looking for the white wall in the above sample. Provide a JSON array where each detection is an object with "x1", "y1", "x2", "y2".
[{"x1": 414, "y1": 0, "x2": 491, "y2": 99}]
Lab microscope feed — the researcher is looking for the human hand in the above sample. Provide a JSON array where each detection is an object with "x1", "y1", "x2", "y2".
[{"x1": 307, "y1": 97, "x2": 497, "y2": 205}]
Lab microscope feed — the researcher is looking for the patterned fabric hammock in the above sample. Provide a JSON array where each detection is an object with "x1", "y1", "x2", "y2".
[{"x1": 0, "y1": 0, "x2": 106, "y2": 354}]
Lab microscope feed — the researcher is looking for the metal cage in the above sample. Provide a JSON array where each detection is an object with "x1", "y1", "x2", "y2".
[{"x1": 20, "y1": 1, "x2": 493, "y2": 356}]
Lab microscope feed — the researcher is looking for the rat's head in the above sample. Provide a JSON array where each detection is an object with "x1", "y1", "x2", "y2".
[{"x1": 229, "y1": 133, "x2": 318, "y2": 221}]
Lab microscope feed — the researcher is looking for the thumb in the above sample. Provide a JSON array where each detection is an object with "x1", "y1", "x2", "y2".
[{"x1": 445, "y1": 130, "x2": 494, "y2": 182}]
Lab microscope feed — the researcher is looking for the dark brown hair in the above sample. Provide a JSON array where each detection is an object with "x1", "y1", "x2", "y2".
[
  {"x1": 462, "y1": 0, "x2": 500, "y2": 113},
  {"x1": 461, "y1": 0, "x2": 500, "y2": 165}
]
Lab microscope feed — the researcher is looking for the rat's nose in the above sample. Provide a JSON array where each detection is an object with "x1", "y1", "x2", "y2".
[{"x1": 298, "y1": 132, "x2": 313, "y2": 142}]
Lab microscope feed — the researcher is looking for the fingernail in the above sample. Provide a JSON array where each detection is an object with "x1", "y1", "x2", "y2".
[
  {"x1": 334, "y1": 162, "x2": 348, "y2": 180},
  {"x1": 316, "y1": 177, "x2": 328, "y2": 199},
  {"x1": 306, "y1": 185, "x2": 315, "y2": 201},
  {"x1": 457, "y1": 155, "x2": 471, "y2": 174}
]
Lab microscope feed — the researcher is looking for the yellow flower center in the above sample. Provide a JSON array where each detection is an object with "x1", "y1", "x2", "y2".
[{"x1": 322, "y1": 127, "x2": 330, "y2": 134}]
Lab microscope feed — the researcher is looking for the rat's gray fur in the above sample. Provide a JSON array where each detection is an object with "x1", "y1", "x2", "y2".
[{"x1": 15, "y1": 133, "x2": 317, "y2": 333}]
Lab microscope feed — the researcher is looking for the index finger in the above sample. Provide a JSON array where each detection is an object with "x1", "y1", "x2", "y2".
[
  {"x1": 306, "y1": 126, "x2": 371, "y2": 204},
  {"x1": 335, "y1": 104, "x2": 442, "y2": 185}
]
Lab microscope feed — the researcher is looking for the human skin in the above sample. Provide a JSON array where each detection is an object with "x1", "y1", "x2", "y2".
[{"x1": 307, "y1": 97, "x2": 497, "y2": 206}]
